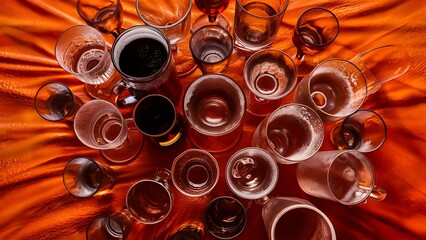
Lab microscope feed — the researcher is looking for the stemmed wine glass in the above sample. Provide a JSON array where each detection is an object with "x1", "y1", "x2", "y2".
[
  {"x1": 292, "y1": 7, "x2": 339, "y2": 75},
  {"x1": 136, "y1": 0, "x2": 196, "y2": 76},
  {"x1": 192, "y1": 0, "x2": 231, "y2": 33},
  {"x1": 73, "y1": 99, "x2": 143, "y2": 163}
]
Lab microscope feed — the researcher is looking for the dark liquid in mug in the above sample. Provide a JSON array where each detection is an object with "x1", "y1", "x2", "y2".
[{"x1": 119, "y1": 38, "x2": 167, "y2": 77}]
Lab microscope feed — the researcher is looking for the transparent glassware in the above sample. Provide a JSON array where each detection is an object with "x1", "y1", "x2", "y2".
[
  {"x1": 296, "y1": 150, "x2": 387, "y2": 205},
  {"x1": 293, "y1": 58, "x2": 367, "y2": 122},
  {"x1": 262, "y1": 197, "x2": 336, "y2": 240},
  {"x1": 62, "y1": 157, "x2": 115, "y2": 198},
  {"x1": 233, "y1": 0, "x2": 289, "y2": 55},
  {"x1": 252, "y1": 103, "x2": 324, "y2": 164},
  {"x1": 86, "y1": 210, "x2": 134, "y2": 240},
  {"x1": 331, "y1": 109, "x2": 387, "y2": 152},
  {"x1": 189, "y1": 25, "x2": 233, "y2": 74},
  {"x1": 133, "y1": 94, "x2": 183, "y2": 146},
  {"x1": 167, "y1": 225, "x2": 203, "y2": 240},
  {"x1": 192, "y1": 0, "x2": 231, "y2": 33},
  {"x1": 350, "y1": 44, "x2": 411, "y2": 95},
  {"x1": 171, "y1": 149, "x2": 219, "y2": 197},
  {"x1": 244, "y1": 49, "x2": 297, "y2": 116},
  {"x1": 183, "y1": 74, "x2": 246, "y2": 153},
  {"x1": 204, "y1": 196, "x2": 247, "y2": 239},
  {"x1": 76, "y1": 0, "x2": 124, "y2": 38},
  {"x1": 73, "y1": 100, "x2": 143, "y2": 163},
  {"x1": 136, "y1": 0, "x2": 196, "y2": 76},
  {"x1": 34, "y1": 82, "x2": 82, "y2": 122},
  {"x1": 292, "y1": 7, "x2": 339, "y2": 75},
  {"x1": 55, "y1": 25, "x2": 120, "y2": 101}
]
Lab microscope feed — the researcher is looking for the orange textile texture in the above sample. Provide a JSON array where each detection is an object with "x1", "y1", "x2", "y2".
[{"x1": 0, "y1": 0, "x2": 425, "y2": 239}]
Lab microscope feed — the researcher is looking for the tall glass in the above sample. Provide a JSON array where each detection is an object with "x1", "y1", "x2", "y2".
[
  {"x1": 183, "y1": 74, "x2": 246, "y2": 153},
  {"x1": 86, "y1": 210, "x2": 133, "y2": 240},
  {"x1": 294, "y1": 58, "x2": 367, "y2": 122}
]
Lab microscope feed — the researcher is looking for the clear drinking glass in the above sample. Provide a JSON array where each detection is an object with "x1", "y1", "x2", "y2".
[
  {"x1": 293, "y1": 58, "x2": 367, "y2": 122},
  {"x1": 331, "y1": 110, "x2": 387, "y2": 153},
  {"x1": 192, "y1": 0, "x2": 231, "y2": 33},
  {"x1": 76, "y1": 0, "x2": 124, "y2": 37},
  {"x1": 204, "y1": 196, "x2": 247, "y2": 239},
  {"x1": 86, "y1": 210, "x2": 134, "y2": 240},
  {"x1": 252, "y1": 103, "x2": 324, "y2": 164},
  {"x1": 244, "y1": 49, "x2": 297, "y2": 116},
  {"x1": 126, "y1": 168, "x2": 173, "y2": 224},
  {"x1": 55, "y1": 25, "x2": 119, "y2": 100},
  {"x1": 167, "y1": 225, "x2": 203, "y2": 240},
  {"x1": 262, "y1": 197, "x2": 336, "y2": 240},
  {"x1": 183, "y1": 74, "x2": 246, "y2": 153},
  {"x1": 111, "y1": 26, "x2": 181, "y2": 107},
  {"x1": 34, "y1": 82, "x2": 82, "y2": 122},
  {"x1": 172, "y1": 149, "x2": 219, "y2": 197},
  {"x1": 297, "y1": 150, "x2": 387, "y2": 205},
  {"x1": 225, "y1": 147, "x2": 279, "y2": 202},
  {"x1": 136, "y1": 0, "x2": 196, "y2": 76},
  {"x1": 62, "y1": 157, "x2": 115, "y2": 198},
  {"x1": 190, "y1": 25, "x2": 233, "y2": 74},
  {"x1": 73, "y1": 100, "x2": 143, "y2": 163},
  {"x1": 133, "y1": 94, "x2": 183, "y2": 146},
  {"x1": 233, "y1": 0, "x2": 289, "y2": 54},
  {"x1": 350, "y1": 44, "x2": 411, "y2": 95}
]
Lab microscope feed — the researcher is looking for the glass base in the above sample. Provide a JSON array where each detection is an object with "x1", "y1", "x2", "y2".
[
  {"x1": 85, "y1": 72, "x2": 122, "y2": 101},
  {"x1": 191, "y1": 14, "x2": 231, "y2": 33},
  {"x1": 173, "y1": 42, "x2": 198, "y2": 77},
  {"x1": 101, "y1": 119, "x2": 144, "y2": 163}
]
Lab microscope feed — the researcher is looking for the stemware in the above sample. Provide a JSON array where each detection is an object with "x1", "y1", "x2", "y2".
[
  {"x1": 136, "y1": 0, "x2": 196, "y2": 76},
  {"x1": 292, "y1": 7, "x2": 340, "y2": 75},
  {"x1": 192, "y1": 0, "x2": 231, "y2": 33},
  {"x1": 73, "y1": 100, "x2": 143, "y2": 163},
  {"x1": 86, "y1": 210, "x2": 134, "y2": 240}
]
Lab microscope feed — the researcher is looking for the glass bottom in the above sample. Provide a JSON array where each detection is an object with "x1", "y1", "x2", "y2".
[
  {"x1": 191, "y1": 14, "x2": 232, "y2": 33},
  {"x1": 84, "y1": 72, "x2": 122, "y2": 101},
  {"x1": 101, "y1": 119, "x2": 144, "y2": 163}
]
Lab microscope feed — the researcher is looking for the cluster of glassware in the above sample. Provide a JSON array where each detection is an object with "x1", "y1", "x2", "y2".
[{"x1": 34, "y1": 0, "x2": 411, "y2": 239}]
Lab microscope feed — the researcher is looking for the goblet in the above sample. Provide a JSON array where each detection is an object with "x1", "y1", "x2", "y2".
[
  {"x1": 331, "y1": 110, "x2": 387, "y2": 153},
  {"x1": 252, "y1": 103, "x2": 324, "y2": 164},
  {"x1": 55, "y1": 25, "x2": 120, "y2": 101},
  {"x1": 262, "y1": 197, "x2": 336, "y2": 240},
  {"x1": 350, "y1": 44, "x2": 411, "y2": 95},
  {"x1": 292, "y1": 7, "x2": 340, "y2": 75},
  {"x1": 192, "y1": 0, "x2": 231, "y2": 33},
  {"x1": 62, "y1": 157, "x2": 115, "y2": 198},
  {"x1": 136, "y1": 0, "x2": 196, "y2": 76},
  {"x1": 34, "y1": 82, "x2": 82, "y2": 122},
  {"x1": 293, "y1": 58, "x2": 367, "y2": 122},
  {"x1": 86, "y1": 210, "x2": 134, "y2": 240},
  {"x1": 73, "y1": 100, "x2": 143, "y2": 163},
  {"x1": 244, "y1": 49, "x2": 297, "y2": 116},
  {"x1": 297, "y1": 150, "x2": 387, "y2": 205}
]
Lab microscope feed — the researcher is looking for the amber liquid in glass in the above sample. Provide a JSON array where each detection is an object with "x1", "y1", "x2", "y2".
[{"x1": 195, "y1": 0, "x2": 230, "y2": 22}]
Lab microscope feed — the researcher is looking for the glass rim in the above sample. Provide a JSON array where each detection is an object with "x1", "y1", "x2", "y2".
[
  {"x1": 76, "y1": 0, "x2": 122, "y2": 25},
  {"x1": 236, "y1": 0, "x2": 289, "y2": 19}
]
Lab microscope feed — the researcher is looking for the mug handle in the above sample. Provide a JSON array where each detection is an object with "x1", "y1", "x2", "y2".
[
  {"x1": 369, "y1": 185, "x2": 387, "y2": 201},
  {"x1": 112, "y1": 80, "x2": 140, "y2": 108}
]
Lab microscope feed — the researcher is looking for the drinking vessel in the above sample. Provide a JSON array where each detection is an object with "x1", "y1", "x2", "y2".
[
  {"x1": 86, "y1": 210, "x2": 133, "y2": 240},
  {"x1": 192, "y1": 0, "x2": 231, "y2": 32},
  {"x1": 167, "y1": 225, "x2": 203, "y2": 240}
]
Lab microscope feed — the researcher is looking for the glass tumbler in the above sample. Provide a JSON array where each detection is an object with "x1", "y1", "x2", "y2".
[
  {"x1": 297, "y1": 150, "x2": 387, "y2": 205},
  {"x1": 252, "y1": 103, "x2": 324, "y2": 164},
  {"x1": 233, "y1": 0, "x2": 289, "y2": 54},
  {"x1": 262, "y1": 197, "x2": 336, "y2": 240},
  {"x1": 244, "y1": 49, "x2": 297, "y2": 116},
  {"x1": 293, "y1": 58, "x2": 367, "y2": 122},
  {"x1": 183, "y1": 74, "x2": 246, "y2": 153},
  {"x1": 86, "y1": 210, "x2": 133, "y2": 240}
]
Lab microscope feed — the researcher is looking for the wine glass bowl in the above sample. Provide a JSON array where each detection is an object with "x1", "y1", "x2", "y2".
[{"x1": 192, "y1": 0, "x2": 231, "y2": 32}]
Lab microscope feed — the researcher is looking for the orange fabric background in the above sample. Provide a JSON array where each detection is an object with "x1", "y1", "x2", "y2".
[{"x1": 0, "y1": 0, "x2": 425, "y2": 239}]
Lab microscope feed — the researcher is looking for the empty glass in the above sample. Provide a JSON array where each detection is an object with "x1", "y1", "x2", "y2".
[
  {"x1": 297, "y1": 150, "x2": 387, "y2": 205},
  {"x1": 262, "y1": 197, "x2": 336, "y2": 240},
  {"x1": 294, "y1": 58, "x2": 367, "y2": 122},
  {"x1": 183, "y1": 74, "x2": 246, "y2": 152},
  {"x1": 126, "y1": 168, "x2": 173, "y2": 224},
  {"x1": 225, "y1": 147, "x2": 279, "y2": 202},
  {"x1": 172, "y1": 149, "x2": 219, "y2": 197},
  {"x1": 244, "y1": 49, "x2": 297, "y2": 116},
  {"x1": 350, "y1": 44, "x2": 411, "y2": 95},
  {"x1": 331, "y1": 110, "x2": 387, "y2": 152},
  {"x1": 233, "y1": 0, "x2": 289, "y2": 54},
  {"x1": 62, "y1": 157, "x2": 114, "y2": 198},
  {"x1": 73, "y1": 100, "x2": 143, "y2": 163},
  {"x1": 133, "y1": 94, "x2": 183, "y2": 146},
  {"x1": 190, "y1": 25, "x2": 233, "y2": 74},
  {"x1": 86, "y1": 210, "x2": 133, "y2": 240},
  {"x1": 252, "y1": 103, "x2": 324, "y2": 164},
  {"x1": 204, "y1": 196, "x2": 247, "y2": 239},
  {"x1": 34, "y1": 82, "x2": 82, "y2": 122}
]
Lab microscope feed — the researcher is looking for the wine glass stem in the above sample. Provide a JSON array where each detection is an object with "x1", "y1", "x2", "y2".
[
  {"x1": 296, "y1": 49, "x2": 305, "y2": 61},
  {"x1": 208, "y1": 15, "x2": 218, "y2": 23}
]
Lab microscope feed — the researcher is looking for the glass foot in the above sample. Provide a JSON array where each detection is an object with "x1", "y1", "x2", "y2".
[
  {"x1": 191, "y1": 14, "x2": 231, "y2": 33},
  {"x1": 173, "y1": 38, "x2": 197, "y2": 76},
  {"x1": 85, "y1": 72, "x2": 122, "y2": 101}
]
